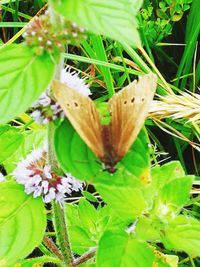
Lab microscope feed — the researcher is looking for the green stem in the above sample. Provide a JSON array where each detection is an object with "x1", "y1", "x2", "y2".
[
  {"x1": 52, "y1": 200, "x2": 74, "y2": 266},
  {"x1": 47, "y1": 121, "x2": 73, "y2": 267},
  {"x1": 23, "y1": 256, "x2": 63, "y2": 266},
  {"x1": 47, "y1": 5, "x2": 73, "y2": 264}
]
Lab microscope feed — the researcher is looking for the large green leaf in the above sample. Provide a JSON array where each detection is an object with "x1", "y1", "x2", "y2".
[
  {"x1": 96, "y1": 230, "x2": 155, "y2": 267},
  {"x1": 51, "y1": 0, "x2": 142, "y2": 47},
  {"x1": 95, "y1": 184, "x2": 147, "y2": 222},
  {"x1": 151, "y1": 161, "x2": 186, "y2": 193},
  {"x1": 161, "y1": 215, "x2": 200, "y2": 256},
  {"x1": 0, "y1": 125, "x2": 24, "y2": 163},
  {"x1": 65, "y1": 201, "x2": 100, "y2": 255},
  {"x1": 55, "y1": 119, "x2": 151, "y2": 221},
  {"x1": 0, "y1": 182, "x2": 46, "y2": 266},
  {"x1": 65, "y1": 199, "x2": 128, "y2": 255},
  {"x1": 159, "y1": 176, "x2": 193, "y2": 208},
  {"x1": 54, "y1": 119, "x2": 150, "y2": 184},
  {"x1": 3, "y1": 129, "x2": 46, "y2": 173},
  {"x1": 0, "y1": 44, "x2": 56, "y2": 124}
]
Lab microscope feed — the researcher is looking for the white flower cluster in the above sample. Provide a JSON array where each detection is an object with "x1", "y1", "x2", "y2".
[
  {"x1": 60, "y1": 67, "x2": 91, "y2": 97},
  {"x1": 31, "y1": 89, "x2": 65, "y2": 124},
  {"x1": 0, "y1": 172, "x2": 5, "y2": 182},
  {"x1": 31, "y1": 67, "x2": 91, "y2": 125},
  {"x1": 12, "y1": 148, "x2": 83, "y2": 205}
]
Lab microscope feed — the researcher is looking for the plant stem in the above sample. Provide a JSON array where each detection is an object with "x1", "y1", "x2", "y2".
[
  {"x1": 43, "y1": 236, "x2": 63, "y2": 261},
  {"x1": 73, "y1": 248, "x2": 96, "y2": 266},
  {"x1": 47, "y1": 4, "x2": 73, "y2": 264},
  {"x1": 52, "y1": 200, "x2": 74, "y2": 266},
  {"x1": 47, "y1": 122, "x2": 73, "y2": 266}
]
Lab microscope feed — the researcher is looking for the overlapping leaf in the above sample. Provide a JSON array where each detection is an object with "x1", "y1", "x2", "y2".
[
  {"x1": 0, "y1": 182, "x2": 46, "y2": 266},
  {"x1": 0, "y1": 44, "x2": 55, "y2": 124},
  {"x1": 51, "y1": 0, "x2": 142, "y2": 46}
]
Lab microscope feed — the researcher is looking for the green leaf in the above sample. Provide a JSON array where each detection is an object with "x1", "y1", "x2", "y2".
[
  {"x1": 95, "y1": 185, "x2": 147, "y2": 222},
  {"x1": 51, "y1": 0, "x2": 142, "y2": 47},
  {"x1": 81, "y1": 191, "x2": 98, "y2": 202},
  {"x1": 151, "y1": 161, "x2": 185, "y2": 192},
  {"x1": 65, "y1": 200, "x2": 126, "y2": 255},
  {"x1": 0, "y1": 182, "x2": 46, "y2": 266},
  {"x1": 152, "y1": 176, "x2": 193, "y2": 219},
  {"x1": 82, "y1": 36, "x2": 115, "y2": 97},
  {"x1": 55, "y1": 119, "x2": 151, "y2": 221},
  {"x1": 79, "y1": 198, "x2": 98, "y2": 231},
  {"x1": 8, "y1": 256, "x2": 62, "y2": 267},
  {"x1": 159, "y1": 176, "x2": 193, "y2": 208},
  {"x1": 65, "y1": 203, "x2": 96, "y2": 254},
  {"x1": 96, "y1": 230, "x2": 155, "y2": 267},
  {"x1": 135, "y1": 217, "x2": 161, "y2": 241},
  {"x1": 161, "y1": 215, "x2": 200, "y2": 256},
  {"x1": 0, "y1": 125, "x2": 23, "y2": 163},
  {"x1": 3, "y1": 129, "x2": 46, "y2": 173},
  {"x1": 0, "y1": 44, "x2": 55, "y2": 124},
  {"x1": 54, "y1": 119, "x2": 151, "y2": 185}
]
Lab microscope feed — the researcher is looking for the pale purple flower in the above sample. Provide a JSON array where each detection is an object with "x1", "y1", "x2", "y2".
[
  {"x1": 12, "y1": 147, "x2": 84, "y2": 206},
  {"x1": 31, "y1": 66, "x2": 91, "y2": 124}
]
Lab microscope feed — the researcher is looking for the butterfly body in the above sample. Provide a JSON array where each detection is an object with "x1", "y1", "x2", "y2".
[{"x1": 52, "y1": 74, "x2": 157, "y2": 173}]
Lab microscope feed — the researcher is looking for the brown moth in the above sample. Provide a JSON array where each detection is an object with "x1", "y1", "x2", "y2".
[{"x1": 52, "y1": 74, "x2": 157, "y2": 173}]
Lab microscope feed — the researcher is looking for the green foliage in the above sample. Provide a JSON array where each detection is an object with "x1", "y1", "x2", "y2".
[
  {"x1": 51, "y1": 0, "x2": 142, "y2": 47},
  {"x1": 140, "y1": 0, "x2": 192, "y2": 46},
  {"x1": 157, "y1": 0, "x2": 192, "y2": 21},
  {"x1": 96, "y1": 230, "x2": 155, "y2": 267},
  {"x1": 0, "y1": 182, "x2": 46, "y2": 266},
  {"x1": 3, "y1": 129, "x2": 46, "y2": 173},
  {"x1": 161, "y1": 215, "x2": 200, "y2": 256},
  {"x1": 140, "y1": 5, "x2": 172, "y2": 45},
  {"x1": 0, "y1": 125, "x2": 23, "y2": 163},
  {"x1": 175, "y1": 0, "x2": 200, "y2": 89},
  {"x1": 0, "y1": 44, "x2": 56, "y2": 124}
]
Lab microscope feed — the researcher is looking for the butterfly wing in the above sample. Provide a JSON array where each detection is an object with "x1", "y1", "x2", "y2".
[
  {"x1": 52, "y1": 80, "x2": 105, "y2": 159},
  {"x1": 108, "y1": 74, "x2": 157, "y2": 162}
]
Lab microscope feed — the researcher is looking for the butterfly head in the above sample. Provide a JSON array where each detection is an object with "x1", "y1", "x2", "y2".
[{"x1": 103, "y1": 163, "x2": 117, "y2": 174}]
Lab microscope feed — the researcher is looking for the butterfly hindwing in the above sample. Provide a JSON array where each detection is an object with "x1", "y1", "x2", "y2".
[
  {"x1": 52, "y1": 80, "x2": 105, "y2": 159},
  {"x1": 108, "y1": 74, "x2": 157, "y2": 162}
]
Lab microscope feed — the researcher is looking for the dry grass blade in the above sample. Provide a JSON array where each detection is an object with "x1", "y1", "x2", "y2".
[{"x1": 149, "y1": 90, "x2": 200, "y2": 123}]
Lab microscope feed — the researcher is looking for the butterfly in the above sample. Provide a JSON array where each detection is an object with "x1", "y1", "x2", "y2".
[{"x1": 52, "y1": 74, "x2": 157, "y2": 173}]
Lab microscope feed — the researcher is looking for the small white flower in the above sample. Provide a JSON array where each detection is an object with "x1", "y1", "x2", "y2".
[
  {"x1": 61, "y1": 67, "x2": 91, "y2": 97},
  {"x1": 44, "y1": 187, "x2": 56, "y2": 203},
  {"x1": 72, "y1": 22, "x2": 78, "y2": 28},
  {"x1": 47, "y1": 40, "x2": 52, "y2": 45},
  {"x1": 0, "y1": 173, "x2": 5, "y2": 182},
  {"x1": 12, "y1": 148, "x2": 84, "y2": 206},
  {"x1": 44, "y1": 165, "x2": 52, "y2": 179},
  {"x1": 158, "y1": 203, "x2": 169, "y2": 216},
  {"x1": 33, "y1": 186, "x2": 43, "y2": 198},
  {"x1": 66, "y1": 174, "x2": 83, "y2": 192},
  {"x1": 42, "y1": 180, "x2": 49, "y2": 194}
]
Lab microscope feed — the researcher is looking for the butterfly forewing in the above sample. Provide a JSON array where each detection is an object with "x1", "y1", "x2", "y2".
[
  {"x1": 108, "y1": 74, "x2": 157, "y2": 162},
  {"x1": 52, "y1": 74, "x2": 157, "y2": 171},
  {"x1": 52, "y1": 80, "x2": 105, "y2": 159}
]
